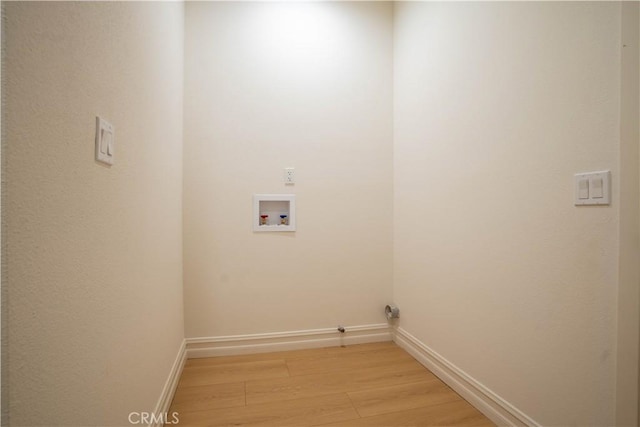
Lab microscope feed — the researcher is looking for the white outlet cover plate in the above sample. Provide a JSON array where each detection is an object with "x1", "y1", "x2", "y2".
[{"x1": 284, "y1": 167, "x2": 295, "y2": 184}]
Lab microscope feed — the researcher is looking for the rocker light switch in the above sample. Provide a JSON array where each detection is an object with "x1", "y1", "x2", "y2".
[
  {"x1": 578, "y1": 179, "x2": 589, "y2": 199},
  {"x1": 95, "y1": 117, "x2": 114, "y2": 166},
  {"x1": 590, "y1": 177, "x2": 603, "y2": 198}
]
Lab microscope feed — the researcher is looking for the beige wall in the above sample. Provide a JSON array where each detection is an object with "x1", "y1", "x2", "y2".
[
  {"x1": 618, "y1": 2, "x2": 640, "y2": 425},
  {"x1": 4, "y1": 2, "x2": 184, "y2": 425},
  {"x1": 183, "y1": 2, "x2": 393, "y2": 338},
  {"x1": 1, "y1": 2, "x2": 4, "y2": 423},
  {"x1": 393, "y1": 2, "x2": 624, "y2": 425}
]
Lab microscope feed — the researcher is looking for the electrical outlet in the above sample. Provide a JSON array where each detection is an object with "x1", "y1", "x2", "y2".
[{"x1": 284, "y1": 168, "x2": 295, "y2": 184}]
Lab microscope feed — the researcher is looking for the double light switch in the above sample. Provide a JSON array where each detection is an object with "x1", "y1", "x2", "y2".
[{"x1": 574, "y1": 171, "x2": 610, "y2": 206}]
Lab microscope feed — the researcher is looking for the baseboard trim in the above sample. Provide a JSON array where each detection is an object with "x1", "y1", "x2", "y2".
[
  {"x1": 176, "y1": 326, "x2": 536, "y2": 425},
  {"x1": 186, "y1": 324, "x2": 391, "y2": 358},
  {"x1": 393, "y1": 327, "x2": 539, "y2": 427},
  {"x1": 151, "y1": 339, "x2": 186, "y2": 427}
]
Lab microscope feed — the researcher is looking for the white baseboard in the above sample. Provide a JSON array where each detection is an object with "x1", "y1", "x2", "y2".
[
  {"x1": 151, "y1": 339, "x2": 186, "y2": 427},
  {"x1": 393, "y1": 327, "x2": 539, "y2": 427},
  {"x1": 186, "y1": 324, "x2": 391, "y2": 358},
  {"x1": 181, "y1": 325, "x2": 537, "y2": 426}
]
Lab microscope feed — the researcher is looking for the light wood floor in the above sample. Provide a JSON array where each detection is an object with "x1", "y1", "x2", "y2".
[{"x1": 167, "y1": 341, "x2": 495, "y2": 426}]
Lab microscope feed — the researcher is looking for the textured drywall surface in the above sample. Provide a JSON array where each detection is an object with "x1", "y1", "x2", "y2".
[
  {"x1": 183, "y1": 2, "x2": 393, "y2": 337},
  {"x1": 4, "y1": 2, "x2": 184, "y2": 425},
  {"x1": 393, "y1": 2, "x2": 621, "y2": 425},
  {"x1": 617, "y1": 2, "x2": 640, "y2": 425},
  {"x1": 0, "y1": 3, "x2": 4, "y2": 423}
]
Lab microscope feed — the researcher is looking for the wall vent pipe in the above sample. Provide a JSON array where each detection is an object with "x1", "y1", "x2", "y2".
[{"x1": 385, "y1": 305, "x2": 400, "y2": 319}]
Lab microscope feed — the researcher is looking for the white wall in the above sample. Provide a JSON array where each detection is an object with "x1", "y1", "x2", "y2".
[
  {"x1": 393, "y1": 2, "x2": 623, "y2": 425},
  {"x1": 183, "y1": 2, "x2": 393, "y2": 338},
  {"x1": 3, "y1": 2, "x2": 637, "y2": 425},
  {"x1": 4, "y1": 2, "x2": 184, "y2": 425}
]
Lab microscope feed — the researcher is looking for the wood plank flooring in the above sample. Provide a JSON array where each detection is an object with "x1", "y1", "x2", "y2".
[{"x1": 167, "y1": 342, "x2": 494, "y2": 426}]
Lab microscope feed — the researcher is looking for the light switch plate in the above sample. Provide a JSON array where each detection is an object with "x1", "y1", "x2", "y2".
[
  {"x1": 574, "y1": 170, "x2": 610, "y2": 206},
  {"x1": 95, "y1": 116, "x2": 114, "y2": 166}
]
